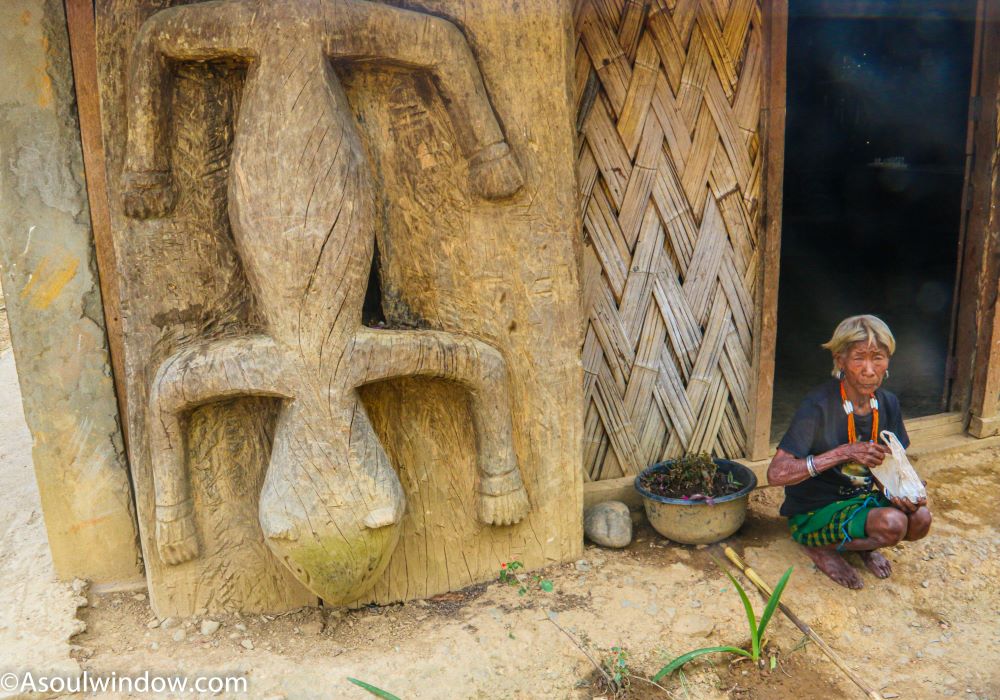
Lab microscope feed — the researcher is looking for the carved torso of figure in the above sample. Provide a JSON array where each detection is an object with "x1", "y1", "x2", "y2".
[{"x1": 124, "y1": 0, "x2": 530, "y2": 604}]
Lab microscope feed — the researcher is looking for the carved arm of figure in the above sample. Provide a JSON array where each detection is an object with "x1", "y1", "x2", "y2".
[
  {"x1": 123, "y1": 0, "x2": 523, "y2": 220},
  {"x1": 320, "y1": 0, "x2": 524, "y2": 200},
  {"x1": 350, "y1": 329, "x2": 530, "y2": 526},
  {"x1": 123, "y1": 0, "x2": 257, "y2": 219},
  {"x1": 147, "y1": 336, "x2": 293, "y2": 564}
]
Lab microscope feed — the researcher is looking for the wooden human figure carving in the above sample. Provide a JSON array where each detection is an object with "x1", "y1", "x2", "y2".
[{"x1": 123, "y1": 0, "x2": 528, "y2": 604}]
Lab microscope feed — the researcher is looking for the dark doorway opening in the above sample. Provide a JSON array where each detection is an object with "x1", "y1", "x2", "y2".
[{"x1": 772, "y1": 0, "x2": 977, "y2": 439}]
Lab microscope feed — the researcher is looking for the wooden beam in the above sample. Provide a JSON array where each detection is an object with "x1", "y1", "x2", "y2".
[
  {"x1": 945, "y1": 0, "x2": 987, "y2": 410},
  {"x1": 64, "y1": 0, "x2": 130, "y2": 453},
  {"x1": 969, "y1": 281, "x2": 1000, "y2": 436},
  {"x1": 951, "y1": 0, "x2": 1000, "y2": 419},
  {"x1": 747, "y1": 0, "x2": 788, "y2": 460}
]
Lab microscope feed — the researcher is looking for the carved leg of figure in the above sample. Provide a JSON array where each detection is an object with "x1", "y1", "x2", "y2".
[
  {"x1": 350, "y1": 328, "x2": 529, "y2": 525},
  {"x1": 148, "y1": 335, "x2": 293, "y2": 565}
]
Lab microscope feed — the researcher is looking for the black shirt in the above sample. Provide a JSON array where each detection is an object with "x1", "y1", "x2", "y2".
[{"x1": 777, "y1": 379, "x2": 909, "y2": 517}]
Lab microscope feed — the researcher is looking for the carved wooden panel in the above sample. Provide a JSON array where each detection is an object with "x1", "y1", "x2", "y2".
[
  {"x1": 575, "y1": 0, "x2": 762, "y2": 481},
  {"x1": 97, "y1": 0, "x2": 581, "y2": 615}
]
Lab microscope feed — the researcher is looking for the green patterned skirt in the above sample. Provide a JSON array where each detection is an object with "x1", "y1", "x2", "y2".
[{"x1": 788, "y1": 492, "x2": 890, "y2": 549}]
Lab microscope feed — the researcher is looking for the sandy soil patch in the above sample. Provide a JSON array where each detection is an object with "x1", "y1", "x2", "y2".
[{"x1": 0, "y1": 286, "x2": 10, "y2": 354}]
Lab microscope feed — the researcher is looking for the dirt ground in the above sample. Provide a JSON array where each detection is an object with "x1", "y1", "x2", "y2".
[
  {"x1": 1, "y1": 335, "x2": 999, "y2": 698},
  {"x1": 1, "y1": 287, "x2": 10, "y2": 354}
]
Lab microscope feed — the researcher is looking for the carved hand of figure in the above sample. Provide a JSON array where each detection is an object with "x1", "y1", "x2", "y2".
[
  {"x1": 123, "y1": 170, "x2": 177, "y2": 219},
  {"x1": 155, "y1": 500, "x2": 200, "y2": 565},
  {"x1": 469, "y1": 142, "x2": 524, "y2": 200}
]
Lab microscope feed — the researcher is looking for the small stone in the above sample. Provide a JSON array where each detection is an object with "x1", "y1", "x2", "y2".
[
  {"x1": 241, "y1": 639, "x2": 254, "y2": 650},
  {"x1": 195, "y1": 607, "x2": 208, "y2": 616},
  {"x1": 862, "y1": 626, "x2": 873, "y2": 635},
  {"x1": 201, "y1": 620, "x2": 221, "y2": 636},
  {"x1": 674, "y1": 613, "x2": 715, "y2": 637},
  {"x1": 71, "y1": 579, "x2": 88, "y2": 594},
  {"x1": 922, "y1": 580, "x2": 930, "y2": 589},
  {"x1": 133, "y1": 593, "x2": 147, "y2": 602},
  {"x1": 160, "y1": 617, "x2": 177, "y2": 630},
  {"x1": 583, "y1": 501, "x2": 633, "y2": 548},
  {"x1": 228, "y1": 633, "x2": 241, "y2": 640},
  {"x1": 172, "y1": 629, "x2": 186, "y2": 642},
  {"x1": 147, "y1": 618, "x2": 160, "y2": 629},
  {"x1": 690, "y1": 600, "x2": 702, "y2": 609},
  {"x1": 150, "y1": 642, "x2": 159, "y2": 651},
  {"x1": 574, "y1": 559, "x2": 591, "y2": 573},
  {"x1": 234, "y1": 623, "x2": 248, "y2": 632}
]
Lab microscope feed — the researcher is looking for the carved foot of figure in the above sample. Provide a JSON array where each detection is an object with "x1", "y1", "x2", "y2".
[
  {"x1": 123, "y1": 170, "x2": 177, "y2": 219},
  {"x1": 155, "y1": 500, "x2": 199, "y2": 565},
  {"x1": 469, "y1": 142, "x2": 523, "y2": 200},
  {"x1": 478, "y1": 472, "x2": 530, "y2": 526}
]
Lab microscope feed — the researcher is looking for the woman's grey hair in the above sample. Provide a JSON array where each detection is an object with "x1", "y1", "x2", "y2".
[{"x1": 821, "y1": 315, "x2": 896, "y2": 377}]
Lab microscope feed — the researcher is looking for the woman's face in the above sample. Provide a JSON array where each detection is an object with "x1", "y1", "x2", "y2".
[{"x1": 837, "y1": 341, "x2": 890, "y2": 395}]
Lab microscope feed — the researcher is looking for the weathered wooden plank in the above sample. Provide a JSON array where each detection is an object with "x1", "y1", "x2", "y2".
[
  {"x1": 65, "y1": 0, "x2": 130, "y2": 452},
  {"x1": 746, "y1": 0, "x2": 786, "y2": 460}
]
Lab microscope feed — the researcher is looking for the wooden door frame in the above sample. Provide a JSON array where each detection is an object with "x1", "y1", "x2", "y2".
[
  {"x1": 951, "y1": 0, "x2": 1000, "y2": 437},
  {"x1": 749, "y1": 0, "x2": 1000, "y2": 458},
  {"x1": 747, "y1": 0, "x2": 788, "y2": 461}
]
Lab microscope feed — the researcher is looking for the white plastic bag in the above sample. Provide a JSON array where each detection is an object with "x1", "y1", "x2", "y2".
[{"x1": 870, "y1": 430, "x2": 926, "y2": 503}]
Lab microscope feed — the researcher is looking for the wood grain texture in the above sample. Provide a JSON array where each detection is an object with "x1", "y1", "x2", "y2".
[
  {"x1": 747, "y1": 0, "x2": 785, "y2": 459},
  {"x1": 97, "y1": 0, "x2": 582, "y2": 615},
  {"x1": 953, "y1": 0, "x2": 1000, "y2": 435},
  {"x1": 65, "y1": 0, "x2": 131, "y2": 453},
  {"x1": 575, "y1": 0, "x2": 763, "y2": 480}
]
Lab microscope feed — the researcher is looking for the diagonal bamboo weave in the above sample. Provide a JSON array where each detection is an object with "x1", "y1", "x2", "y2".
[{"x1": 575, "y1": 0, "x2": 762, "y2": 482}]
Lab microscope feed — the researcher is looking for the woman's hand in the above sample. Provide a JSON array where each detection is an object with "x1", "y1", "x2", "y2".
[
  {"x1": 888, "y1": 494, "x2": 926, "y2": 514},
  {"x1": 836, "y1": 441, "x2": 890, "y2": 468}
]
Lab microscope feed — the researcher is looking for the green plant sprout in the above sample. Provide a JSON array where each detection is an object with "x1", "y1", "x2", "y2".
[
  {"x1": 602, "y1": 645, "x2": 631, "y2": 695},
  {"x1": 346, "y1": 677, "x2": 400, "y2": 699},
  {"x1": 498, "y1": 560, "x2": 553, "y2": 595},
  {"x1": 499, "y1": 560, "x2": 524, "y2": 585},
  {"x1": 652, "y1": 564, "x2": 793, "y2": 681}
]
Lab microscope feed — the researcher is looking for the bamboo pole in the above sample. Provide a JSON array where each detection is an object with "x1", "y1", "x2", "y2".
[{"x1": 723, "y1": 546, "x2": 883, "y2": 700}]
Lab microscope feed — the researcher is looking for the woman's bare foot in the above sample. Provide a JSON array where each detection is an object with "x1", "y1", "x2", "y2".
[
  {"x1": 801, "y1": 545, "x2": 863, "y2": 589},
  {"x1": 859, "y1": 550, "x2": 892, "y2": 578}
]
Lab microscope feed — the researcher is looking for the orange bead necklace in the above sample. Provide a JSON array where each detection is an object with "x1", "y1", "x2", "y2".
[{"x1": 840, "y1": 380, "x2": 878, "y2": 443}]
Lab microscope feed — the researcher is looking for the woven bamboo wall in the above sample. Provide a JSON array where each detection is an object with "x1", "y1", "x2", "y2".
[{"x1": 575, "y1": 0, "x2": 763, "y2": 482}]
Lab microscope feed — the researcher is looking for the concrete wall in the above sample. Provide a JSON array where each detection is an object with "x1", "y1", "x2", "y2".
[{"x1": 0, "y1": 0, "x2": 140, "y2": 583}]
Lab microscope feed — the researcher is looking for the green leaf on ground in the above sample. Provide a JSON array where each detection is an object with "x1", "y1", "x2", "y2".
[{"x1": 347, "y1": 678, "x2": 401, "y2": 700}]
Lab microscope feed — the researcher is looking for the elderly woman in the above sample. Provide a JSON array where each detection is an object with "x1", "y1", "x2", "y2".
[{"x1": 767, "y1": 315, "x2": 932, "y2": 589}]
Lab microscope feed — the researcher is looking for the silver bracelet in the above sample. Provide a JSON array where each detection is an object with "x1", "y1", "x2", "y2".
[{"x1": 806, "y1": 455, "x2": 818, "y2": 478}]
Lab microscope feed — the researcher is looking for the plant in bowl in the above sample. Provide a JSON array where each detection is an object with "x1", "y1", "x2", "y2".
[{"x1": 635, "y1": 452, "x2": 757, "y2": 544}]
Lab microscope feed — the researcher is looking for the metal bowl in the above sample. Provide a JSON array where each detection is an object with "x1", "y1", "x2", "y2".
[{"x1": 634, "y1": 459, "x2": 757, "y2": 545}]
